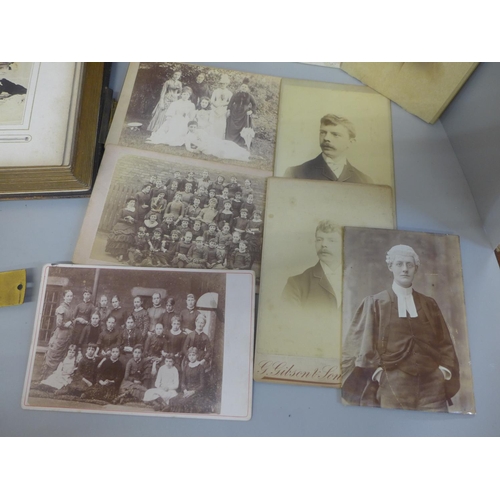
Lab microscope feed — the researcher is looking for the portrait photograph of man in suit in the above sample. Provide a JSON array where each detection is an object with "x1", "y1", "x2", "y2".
[
  {"x1": 253, "y1": 178, "x2": 395, "y2": 387},
  {"x1": 273, "y1": 79, "x2": 395, "y2": 190},
  {"x1": 282, "y1": 219, "x2": 342, "y2": 310},
  {"x1": 341, "y1": 227, "x2": 475, "y2": 415},
  {"x1": 284, "y1": 114, "x2": 372, "y2": 183}
]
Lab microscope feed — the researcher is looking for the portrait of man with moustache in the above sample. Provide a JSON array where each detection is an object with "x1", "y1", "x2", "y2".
[
  {"x1": 282, "y1": 220, "x2": 341, "y2": 311},
  {"x1": 284, "y1": 114, "x2": 373, "y2": 184}
]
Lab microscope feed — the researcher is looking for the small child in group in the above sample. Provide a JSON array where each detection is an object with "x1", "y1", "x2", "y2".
[
  {"x1": 165, "y1": 192, "x2": 185, "y2": 224},
  {"x1": 143, "y1": 355, "x2": 179, "y2": 411},
  {"x1": 226, "y1": 231, "x2": 242, "y2": 262},
  {"x1": 177, "y1": 217, "x2": 191, "y2": 239},
  {"x1": 233, "y1": 207, "x2": 250, "y2": 235},
  {"x1": 241, "y1": 193, "x2": 256, "y2": 218},
  {"x1": 204, "y1": 188, "x2": 217, "y2": 208},
  {"x1": 160, "y1": 214, "x2": 176, "y2": 237},
  {"x1": 212, "y1": 175, "x2": 225, "y2": 195},
  {"x1": 151, "y1": 178, "x2": 167, "y2": 199},
  {"x1": 195, "y1": 97, "x2": 212, "y2": 133},
  {"x1": 214, "y1": 242, "x2": 228, "y2": 269},
  {"x1": 195, "y1": 186, "x2": 208, "y2": 209},
  {"x1": 190, "y1": 219, "x2": 204, "y2": 240},
  {"x1": 115, "y1": 344, "x2": 148, "y2": 404},
  {"x1": 206, "y1": 239, "x2": 219, "y2": 269},
  {"x1": 203, "y1": 221, "x2": 219, "y2": 243},
  {"x1": 217, "y1": 187, "x2": 231, "y2": 211},
  {"x1": 231, "y1": 191, "x2": 243, "y2": 217},
  {"x1": 186, "y1": 236, "x2": 208, "y2": 268},
  {"x1": 229, "y1": 240, "x2": 252, "y2": 270},
  {"x1": 185, "y1": 171, "x2": 198, "y2": 191},
  {"x1": 163, "y1": 229, "x2": 180, "y2": 265},
  {"x1": 217, "y1": 200, "x2": 234, "y2": 230},
  {"x1": 241, "y1": 179, "x2": 253, "y2": 200},
  {"x1": 150, "y1": 191, "x2": 167, "y2": 217},
  {"x1": 180, "y1": 182, "x2": 194, "y2": 207},
  {"x1": 165, "y1": 180, "x2": 179, "y2": 204},
  {"x1": 172, "y1": 231, "x2": 193, "y2": 268},
  {"x1": 186, "y1": 197, "x2": 202, "y2": 222},
  {"x1": 143, "y1": 228, "x2": 168, "y2": 267},
  {"x1": 198, "y1": 197, "x2": 219, "y2": 229},
  {"x1": 143, "y1": 212, "x2": 160, "y2": 236},
  {"x1": 128, "y1": 226, "x2": 149, "y2": 266},
  {"x1": 216, "y1": 223, "x2": 232, "y2": 247},
  {"x1": 245, "y1": 209, "x2": 263, "y2": 265},
  {"x1": 226, "y1": 175, "x2": 241, "y2": 198},
  {"x1": 39, "y1": 344, "x2": 78, "y2": 392},
  {"x1": 167, "y1": 171, "x2": 183, "y2": 191}
]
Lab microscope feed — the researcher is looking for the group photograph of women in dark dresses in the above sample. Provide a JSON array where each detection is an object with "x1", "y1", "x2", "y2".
[
  {"x1": 24, "y1": 265, "x2": 229, "y2": 417},
  {"x1": 88, "y1": 154, "x2": 267, "y2": 282},
  {"x1": 117, "y1": 62, "x2": 280, "y2": 171}
]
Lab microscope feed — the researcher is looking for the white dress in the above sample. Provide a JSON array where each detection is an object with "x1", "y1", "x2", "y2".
[
  {"x1": 143, "y1": 364, "x2": 179, "y2": 403},
  {"x1": 185, "y1": 130, "x2": 250, "y2": 162},
  {"x1": 40, "y1": 356, "x2": 77, "y2": 390},
  {"x1": 147, "y1": 99, "x2": 195, "y2": 147},
  {"x1": 210, "y1": 88, "x2": 232, "y2": 139}
]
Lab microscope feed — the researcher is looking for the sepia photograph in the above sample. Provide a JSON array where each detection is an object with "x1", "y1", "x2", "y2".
[
  {"x1": 23, "y1": 264, "x2": 255, "y2": 420},
  {"x1": 341, "y1": 227, "x2": 475, "y2": 414},
  {"x1": 0, "y1": 62, "x2": 37, "y2": 128},
  {"x1": 110, "y1": 63, "x2": 281, "y2": 171},
  {"x1": 274, "y1": 78, "x2": 394, "y2": 190},
  {"x1": 77, "y1": 151, "x2": 267, "y2": 283},
  {"x1": 254, "y1": 178, "x2": 395, "y2": 387}
]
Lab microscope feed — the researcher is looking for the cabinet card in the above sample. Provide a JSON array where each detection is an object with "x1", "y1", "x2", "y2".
[
  {"x1": 23, "y1": 264, "x2": 254, "y2": 421},
  {"x1": 341, "y1": 227, "x2": 475, "y2": 414},
  {"x1": 107, "y1": 62, "x2": 281, "y2": 172},
  {"x1": 254, "y1": 178, "x2": 395, "y2": 387},
  {"x1": 274, "y1": 78, "x2": 394, "y2": 197}
]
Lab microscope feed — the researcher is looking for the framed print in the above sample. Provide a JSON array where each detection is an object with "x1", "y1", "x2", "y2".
[{"x1": 0, "y1": 62, "x2": 111, "y2": 199}]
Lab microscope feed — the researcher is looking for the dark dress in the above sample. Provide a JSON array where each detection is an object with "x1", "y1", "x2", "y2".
[
  {"x1": 168, "y1": 363, "x2": 210, "y2": 413},
  {"x1": 105, "y1": 208, "x2": 137, "y2": 259},
  {"x1": 83, "y1": 357, "x2": 125, "y2": 402},
  {"x1": 70, "y1": 300, "x2": 94, "y2": 345},
  {"x1": 225, "y1": 91, "x2": 256, "y2": 147}
]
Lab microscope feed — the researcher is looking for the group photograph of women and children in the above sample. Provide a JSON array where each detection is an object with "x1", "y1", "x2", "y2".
[
  {"x1": 26, "y1": 266, "x2": 226, "y2": 416},
  {"x1": 118, "y1": 62, "x2": 280, "y2": 170},
  {"x1": 89, "y1": 155, "x2": 266, "y2": 280}
]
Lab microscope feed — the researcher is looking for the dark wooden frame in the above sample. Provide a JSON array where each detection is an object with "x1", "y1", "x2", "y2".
[{"x1": 0, "y1": 63, "x2": 111, "y2": 199}]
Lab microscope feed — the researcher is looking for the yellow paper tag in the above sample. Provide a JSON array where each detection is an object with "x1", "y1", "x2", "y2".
[{"x1": 0, "y1": 269, "x2": 26, "y2": 307}]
